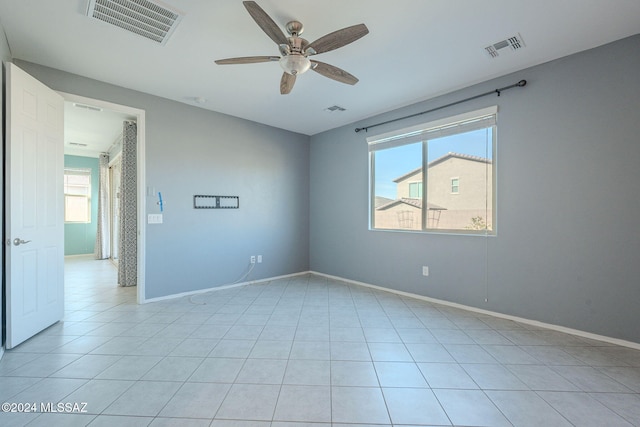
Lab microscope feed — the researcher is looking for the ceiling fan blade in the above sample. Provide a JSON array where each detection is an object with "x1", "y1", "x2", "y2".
[
  {"x1": 215, "y1": 56, "x2": 279, "y2": 65},
  {"x1": 280, "y1": 72, "x2": 296, "y2": 94},
  {"x1": 311, "y1": 60, "x2": 359, "y2": 85},
  {"x1": 307, "y1": 23, "x2": 369, "y2": 55},
  {"x1": 243, "y1": 1, "x2": 288, "y2": 46}
]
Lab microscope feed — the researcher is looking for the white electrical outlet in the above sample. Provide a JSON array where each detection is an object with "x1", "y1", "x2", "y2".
[
  {"x1": 257, "y1": 255, "x2": 262, "y2": 263},
  {"x1": 148, "y1": 214, "x2": 163, "y2": 224},
  {"x1": 250, "y1": 256, "x2": 256, "y2": 264},
  {"x1": 422, "y1": 266, "x2": 429, "y2": 276}
]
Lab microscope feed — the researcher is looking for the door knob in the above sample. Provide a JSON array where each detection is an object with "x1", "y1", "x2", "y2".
[{"x1": 13, "y1": 238, "x2": 31, "y2": 246}]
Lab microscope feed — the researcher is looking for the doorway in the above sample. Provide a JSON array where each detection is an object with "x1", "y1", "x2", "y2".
[
  {"x1": 4, "y1": 65, "x2": 147, "y2": 350},
  {"x1": 61, "y1": 92, "x2": 146, "y2": 303}
]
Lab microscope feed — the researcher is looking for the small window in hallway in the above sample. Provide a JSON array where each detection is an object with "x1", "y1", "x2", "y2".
[{"x1": 64, "y1": 168, "x2": 91, "y2": 223}]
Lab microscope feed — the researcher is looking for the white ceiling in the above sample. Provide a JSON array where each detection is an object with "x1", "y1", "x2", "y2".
[
  {"x1": 1, "y1": 0, "x2": 639, "y2": 138},
  {"x1": 64, "y1": 101, "x2": 135, "y2": 157}
]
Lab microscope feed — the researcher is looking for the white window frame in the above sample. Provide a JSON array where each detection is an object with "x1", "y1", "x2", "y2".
[
  {"x1": 368, "y1": 106, "x2": 497, "y2": 235},
  {"x1": 451, "y1": 177, "x2": 460, "y2": 194},
  {"x1": 64, "y1": 168, "x2": 92, "y2": 223}
]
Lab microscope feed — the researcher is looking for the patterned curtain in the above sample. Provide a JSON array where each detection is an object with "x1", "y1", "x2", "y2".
[
  {"x1": 94, "y1": 153, "x2": 110, "y2": 259},
  {"x1": 118, "y1": 121, "x2": 137, "y2": 287}
]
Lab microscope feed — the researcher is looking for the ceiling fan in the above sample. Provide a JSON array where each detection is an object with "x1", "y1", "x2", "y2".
[{"x1": 215, "y1": 1, "x2": 369, "y2": 94}]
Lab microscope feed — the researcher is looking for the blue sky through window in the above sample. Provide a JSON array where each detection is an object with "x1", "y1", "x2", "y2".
[{"x1": 373, "y1": 128, "x2": 492, "y2": 199}]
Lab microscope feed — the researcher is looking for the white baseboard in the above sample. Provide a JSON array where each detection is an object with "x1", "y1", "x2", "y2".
[
  {"x1": 140, "y1": 268, "x2": 639, "y2": 350},
  {"x1": 141, "y1": 271, "x2": 311, "y2": 304},
  {"x1": 310, "y1": 271, "x2": 640, "y2": 351}
]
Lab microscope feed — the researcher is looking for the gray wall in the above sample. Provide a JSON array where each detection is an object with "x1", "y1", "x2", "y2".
[
  {"x1": 15, "y1": 60, "x2": 310, "y2": 299},
  {"x1": 310, "y1": 35, "x2": 640, "y2": 343}
]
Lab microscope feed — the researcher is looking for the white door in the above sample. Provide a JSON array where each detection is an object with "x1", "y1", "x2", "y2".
[{"x1": 5, "y1": 63, "x2": 65, "y2": 349}]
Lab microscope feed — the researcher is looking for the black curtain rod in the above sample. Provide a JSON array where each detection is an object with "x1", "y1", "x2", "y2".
[{"x1": 355, "y1": 79, "x2": 527, "y2": 133}]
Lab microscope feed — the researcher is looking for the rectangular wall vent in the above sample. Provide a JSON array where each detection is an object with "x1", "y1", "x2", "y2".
[
  {"x1": 484, "y1": 33, "x2": 525, "y2": 58},
  {"x1": 86, "y1": 0, "x2": 183, "y2": 45}
]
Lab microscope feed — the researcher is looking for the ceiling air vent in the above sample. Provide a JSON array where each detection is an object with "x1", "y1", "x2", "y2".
[
  {"x1": 324, "y1": 105, "x2": 347, "y2": 113},
  {"x1": 73, "y1": 102, "x2": 103, "y2": 112},
  {"x1": 86, "y1": 0, "x2": 183, "y2": 45},
  {"x1": 484, "y1": 33, "x2": 525, "y2": 58}
]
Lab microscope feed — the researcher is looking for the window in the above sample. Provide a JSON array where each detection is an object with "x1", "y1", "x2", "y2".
[
  {"x1": 64, "y1": 168, "x2": 91, "y2": 223},
  {"x1": 368, "y1": 106, "x2": 496, "y2": 234},
  {"x1": 451, "y1": 178, "x2": 460, "y2": 194},
  {"x1": 408, "y1": 182, "x2": 423, "y2": 198}
]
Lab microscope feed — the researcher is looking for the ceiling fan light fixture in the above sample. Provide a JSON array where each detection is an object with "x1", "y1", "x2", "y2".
[{"x1": 279, "y1": 54, "x2": 311, "y2": 75}]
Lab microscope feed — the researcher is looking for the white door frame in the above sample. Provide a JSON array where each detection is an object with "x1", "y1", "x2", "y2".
[{"x1": 60, "y1": 92, "x2": 146, "y2": 303}]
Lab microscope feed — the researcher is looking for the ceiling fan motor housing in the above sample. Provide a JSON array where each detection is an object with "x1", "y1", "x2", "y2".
[{"x1": 280, "y1": 23, "x2": 312, "y2": 75}]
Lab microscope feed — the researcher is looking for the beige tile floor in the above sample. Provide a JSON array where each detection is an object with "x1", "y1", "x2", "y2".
[{"x1": 1, "y1": 255, "x2": 639, "y2": 426}]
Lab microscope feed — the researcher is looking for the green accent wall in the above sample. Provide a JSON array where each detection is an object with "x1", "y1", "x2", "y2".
[{"x1": 64, "y1": 155, "x2": 100, "y2": 255}]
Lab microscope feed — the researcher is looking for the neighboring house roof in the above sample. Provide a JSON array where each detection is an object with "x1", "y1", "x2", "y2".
[
  {"x1": 393, "y1": 167, "x2": 421, "y2": 183},
  {"x1": 393, "y1": 152, "x2": 492, "y2": 183},
  {"x1": 376, "y1": 198, "x2": 446, "y2": 211},
  {"x1": 374, "y1": 196, "x2": 394, "y2": 208}
]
